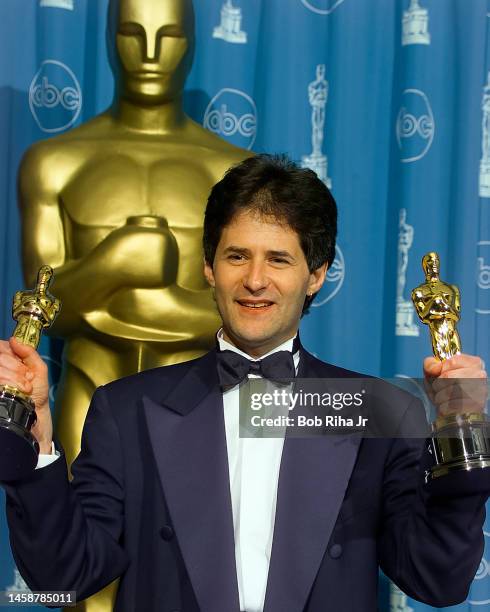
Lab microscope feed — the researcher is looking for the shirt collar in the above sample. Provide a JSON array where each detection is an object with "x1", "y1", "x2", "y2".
[{"x1": 216, "y1": 328, "x2": 300, "y2": 367}]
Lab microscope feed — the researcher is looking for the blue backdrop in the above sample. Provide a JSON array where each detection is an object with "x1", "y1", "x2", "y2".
[{"x1": 1, "y1": 1, "x2": 489, "y2": 610}]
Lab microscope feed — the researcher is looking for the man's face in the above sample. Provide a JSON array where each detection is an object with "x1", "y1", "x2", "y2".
[
  {"x1": 204, "y1": 212, "x2": 327, "y2": 357},
  {"x1": 116, "y1": 0, "x2": 193, "y2": 104}
]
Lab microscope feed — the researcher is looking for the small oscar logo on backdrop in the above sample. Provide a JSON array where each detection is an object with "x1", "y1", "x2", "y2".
[
  {"x1": 213, "y1": 0, "x2": 247, "y2": 44},
  {"x1": 479, "y1": 72, "x2": 490, "y2": 197},
  {"x1": 402, "y1": 0, "x2": 430, "y2": 46},
  {"x1": 301, "y1": 64, "x2": 332, "y2": 189},
  {"x1": 6, "y1": 569, "x2": 31, "y2": 596},
  {"x1": 396, "y1": 209, "x2": 419, "y2": 337},
  {"x1": 390, "y1": 584, "x2": 413, "y2": 612}
]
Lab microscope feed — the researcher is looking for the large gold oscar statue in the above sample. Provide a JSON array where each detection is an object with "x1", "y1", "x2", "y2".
[{"x1": 17, "y1": 1, "x2": 249, "y2": 609}]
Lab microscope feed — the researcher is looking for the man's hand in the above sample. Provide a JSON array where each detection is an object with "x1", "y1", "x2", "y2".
[
  {"x1": 423, "y1": 353, "x2": 488, "y2": 418},
  {"x1": 0, "y1": 337, "x2": 52, "y2": 454}
]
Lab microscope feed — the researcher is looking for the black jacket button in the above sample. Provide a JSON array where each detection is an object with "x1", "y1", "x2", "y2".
[
  {"x1": 329, "y1": 544, "x2": 342, "y2": 559},
  {"x1": 160, "y1": 525, "x2": 174, "y2": 541}
]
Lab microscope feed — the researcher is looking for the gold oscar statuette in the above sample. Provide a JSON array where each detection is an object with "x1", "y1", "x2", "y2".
[
  {"x1": 0, "y1": 266, "x2": 60, "y2": 481},
  {"x1": 412, "y1": 252, "x2": 490, "y2": 478}
]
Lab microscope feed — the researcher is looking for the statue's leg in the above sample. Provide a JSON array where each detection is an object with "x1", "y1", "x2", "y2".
[
  {"x1": 54, "y1": 364, "x2": 96, "y2": 469},
  {"x1": 54, "y1": 365, "x2": 119, "y2": 612},
  {"x1": 68, "y1": 582, "x2": 118, "y2": 612}
]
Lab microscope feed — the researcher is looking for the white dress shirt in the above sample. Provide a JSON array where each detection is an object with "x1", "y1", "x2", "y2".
[
  {"x1": 37, "y1": 332, "x2": 300, "y2": 612},
  {"x1": 217, "y1": 330, "x2": 299, "y2": 612}
]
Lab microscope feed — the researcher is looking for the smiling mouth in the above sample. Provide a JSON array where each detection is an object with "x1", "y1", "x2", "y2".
[{"x1": 236, "y1": 300, "x2": 275, "y2": 309}]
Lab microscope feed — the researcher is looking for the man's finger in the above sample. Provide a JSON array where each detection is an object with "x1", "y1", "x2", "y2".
[
  {"x1": 440, "y1": 353, "x2": 484, "y2": 374},
  {"x1": 0, "y1": 352, "x2": 28, "y2": 374},
  {"x1": 0, "y1": 339, "x2": 17, "y2": 357},
  {"x1": 436, "y1": 368, "x2": 487, "y2": 380},
  {"x1": 424, "y1": 356, "x2": 442, "y2": 378},
  {"x1": 8, "y1": 337, "x2": 46, "y2": 371},
  {"x1": 0, "y1": 375, "x2": 32, "y2": 394},
  {"x1": 433, "y1": 381, "x2": 488, "y2": 404}
]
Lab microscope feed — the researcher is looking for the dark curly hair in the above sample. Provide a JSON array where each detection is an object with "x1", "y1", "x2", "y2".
[{"x1": 203, "y1": 154, "x2": 337, "y2": 313}]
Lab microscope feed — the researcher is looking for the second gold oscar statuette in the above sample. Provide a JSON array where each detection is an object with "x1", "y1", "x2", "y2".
[{"x1": 412, "y1": 252, "x2": 490, "y2": 478}]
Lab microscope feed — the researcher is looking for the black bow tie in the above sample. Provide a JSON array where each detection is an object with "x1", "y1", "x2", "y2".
[{"x1": 216, "y1": 337, "x2": 300, "y2": 390}]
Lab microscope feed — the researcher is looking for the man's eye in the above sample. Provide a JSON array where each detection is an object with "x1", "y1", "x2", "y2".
[
  {"x1": 271, "y1": 258, "x2": 289, "y2": 264},
  {"x1": 228, "y1": 254, "x2": 244, "y2": 261}
]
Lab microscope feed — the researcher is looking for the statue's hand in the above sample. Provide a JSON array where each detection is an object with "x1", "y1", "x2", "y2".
[
  {"x1": 93, "y1": 223, "x2": 178, "y2": 289},
  {"x1": 0, "y1": 338, "x2": 52, "y2": 454},
  {"x1": 423, "y1": 354, "x2": 488, "y2": 417}
]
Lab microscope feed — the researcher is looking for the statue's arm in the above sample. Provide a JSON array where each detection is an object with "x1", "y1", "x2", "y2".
[
  {"x1": 18, "y1": 144, "x2": 90, "y2": 336},
  {"x1": 18, "y1": 145, "x2": 177, "y2": 337},
  {"x1": 452, "y1": 285, "x2": 461, "y2": 314},
  {"x1": 411, "y1": 288, "x2": 432, "y2": 321},
  {"x1": 18, "y1": 145, "x2": 134, "y2": 337},
  {"x1": 18, "y1": 145, "x2": 66, "y2": 287},
  {"x1": 18, "y1": 146, "x2": 125, "y2": 337}
]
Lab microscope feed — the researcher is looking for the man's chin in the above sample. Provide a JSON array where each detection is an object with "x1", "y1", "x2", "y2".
[{"x1": 224, "y1": 323, "x2": 287, "y2": 353}]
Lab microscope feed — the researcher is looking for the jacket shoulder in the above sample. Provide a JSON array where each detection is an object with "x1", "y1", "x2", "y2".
[
  {"x1": 97, "y1": 352, "x2": 213, "y2": 407},
  {"x1": 300, "y1": 348, "x2": 372, "y2": 379}
]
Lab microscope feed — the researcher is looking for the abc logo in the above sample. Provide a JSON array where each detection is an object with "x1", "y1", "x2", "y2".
[
  {"x1": 312, "y1": 245, "x2": 345, "y2": 307},
  {"x1": 467, "y1": 531, "x2": 490, "y2": 605},
  {"x1": 300, "y1": 0, "x2": 346, "y2": 15},
  {"x1": 29, "y1": 60, "x2": 82, "y2": 133},
  {"x1": 396, "y1": 89, "x2": 435, "y2": 163},
  {"x1": 476, "y1": 241, "x2": 490, "y2": 315},
  {"x1": 203, "y1": 88, "x2": 257, "y2": 150}
]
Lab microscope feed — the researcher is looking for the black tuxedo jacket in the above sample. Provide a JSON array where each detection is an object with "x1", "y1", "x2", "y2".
[{"x1": 2, "y1": 347, "x2": 488, "y2": 612}]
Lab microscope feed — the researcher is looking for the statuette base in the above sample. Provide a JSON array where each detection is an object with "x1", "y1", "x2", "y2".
[
  {"x1": 0, "y1": 394, "x2": 39, "y2": 481},
  {"x1": 429, "y1": 413, "x2": 490, "y2": 479}
]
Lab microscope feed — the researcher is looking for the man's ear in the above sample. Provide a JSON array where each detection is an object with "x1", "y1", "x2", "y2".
[
  {"x1": 307, "y1": 263, "x2": 328, "y2": 296},
  {"x1": 204, "y1": 259, "x2": 215, "y2": 287}
]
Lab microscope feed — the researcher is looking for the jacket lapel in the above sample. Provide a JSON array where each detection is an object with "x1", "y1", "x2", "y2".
[
  {"x1": 264, "y1": 349, "x2": 362, "y2": 612},
  {"x1": 142, "y1": 351, "x2": 240, "y2": 612}
]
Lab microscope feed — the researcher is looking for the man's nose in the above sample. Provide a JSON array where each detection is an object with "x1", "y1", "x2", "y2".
[{"x1": 243, "y1": 261, "x2": 269, "y2": 292}]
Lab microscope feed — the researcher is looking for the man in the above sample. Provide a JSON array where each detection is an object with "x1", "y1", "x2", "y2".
[{"x1": 1, "y1": 155, "x2": 488, "y2": 612}]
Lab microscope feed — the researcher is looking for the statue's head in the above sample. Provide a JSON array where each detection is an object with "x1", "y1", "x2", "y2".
[
  {"x1": 422, "y1": 251, "x2": 440, "y2": 280},
  {"x1": 108, "y1": 0, "x2": 195, "y2": 105}
]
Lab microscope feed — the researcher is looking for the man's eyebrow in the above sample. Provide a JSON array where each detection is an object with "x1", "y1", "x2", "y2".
[
  {"x1": 223, "y1": 246, "x2": 251, "y2": 255},
  {"x1": 223, "y1": 246, "x2": 294, "y2": 259},
  {"x1": 267, "y1": 250, "x2": 294, "y2": 259}
]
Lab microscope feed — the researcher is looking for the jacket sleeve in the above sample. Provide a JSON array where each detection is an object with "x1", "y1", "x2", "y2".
[
  {"x1": 1, "y1": 386, "x2": 129, "y2": 602},
  {"x1": 378, "y1": 397, "x2": 488, "y2": 608}
]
